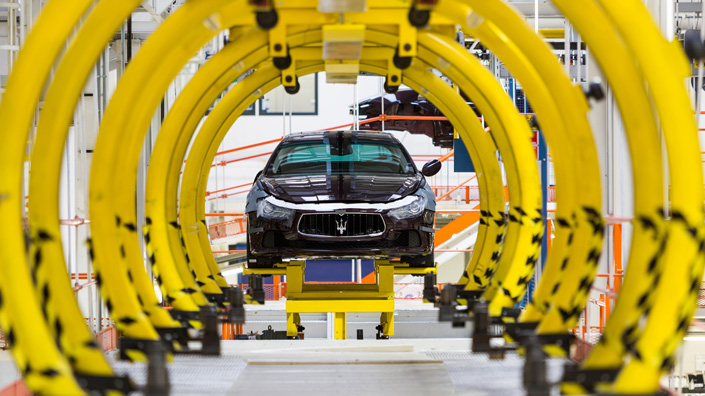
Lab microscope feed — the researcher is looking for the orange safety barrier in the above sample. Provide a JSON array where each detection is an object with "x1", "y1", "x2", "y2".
[
  {"x1": 0, "y1": 380, "x2": 31, "y2": 396},
  {"x1": 614, "y1": 223, "x2": 623, "y2": 292},
  {"x1": 221, "y1": 323, "x2": 244, "y2": 340},
  {"x1": 573, "y1": 337, "x2": 595, "y2": 363},
  {"x1": 95, "y1": 326, "x2": 118, "y2": 352},
  {"x1": 207, "y1": 217, "x2": 247, "y2": 240}
]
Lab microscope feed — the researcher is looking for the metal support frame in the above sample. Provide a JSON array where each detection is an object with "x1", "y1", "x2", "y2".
[{"x1": 245, "y1": 260, "x2": 436, "y2": 339}]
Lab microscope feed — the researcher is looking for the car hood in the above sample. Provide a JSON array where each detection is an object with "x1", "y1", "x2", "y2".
[{"x1": 259, "y1": 174, "x2": 422, "y2": 203}]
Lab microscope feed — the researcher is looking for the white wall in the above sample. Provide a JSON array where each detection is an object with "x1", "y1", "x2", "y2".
[{"x1": 203, "y1": 73, "x2": 470, "y2": 215}]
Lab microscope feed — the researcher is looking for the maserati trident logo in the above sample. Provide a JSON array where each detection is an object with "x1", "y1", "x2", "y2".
[{"x1": 336, "y1": 216, "x2": 348, "y2": 235}]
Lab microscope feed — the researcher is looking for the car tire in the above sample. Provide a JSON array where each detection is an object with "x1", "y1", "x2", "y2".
[
  {"x1": 403, "y1": 250, "x2": 436, "y2": 268},
  {"x1": 246, "y1": 237, "x2": 282, "y2": 269}
]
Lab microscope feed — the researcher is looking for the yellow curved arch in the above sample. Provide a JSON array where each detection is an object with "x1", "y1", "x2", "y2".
[
  {"x1": 592, "y1": 0, "x2": 705, "y2": 391},
  {"x1": 542, "y1": 1, "x2": 665, "y2": 393},
  {"x1": 414, "y1": 32, "x2": 543, "y2": 313},
  {"x1": 144, "y1": 28, "x2": 270, "y2": 313},
  {"x1": 28, "y1": 0, "x2": 181, "y2": 375},
  {"x1": 0, "y1": 0, "x2": 94, "y2": 392},
  {"x1": 88, "y1": 1, "x2": 256, "y2": 350},
  {"x1": 435, "y1": 1, "x2": 603, "y2": 341}
]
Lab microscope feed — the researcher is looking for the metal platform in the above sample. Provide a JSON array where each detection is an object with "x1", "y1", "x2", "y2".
[
  {"x1": 241, "y1": 299, "x2": 472, "y2": 339},
  {"x1": 107, "y1": 338, "x2": 567, "y2": 395}
]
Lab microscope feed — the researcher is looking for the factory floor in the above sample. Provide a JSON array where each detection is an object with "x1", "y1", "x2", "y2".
[{"x1": 109, "y1": 338, "x2": 567, "y2": 395}]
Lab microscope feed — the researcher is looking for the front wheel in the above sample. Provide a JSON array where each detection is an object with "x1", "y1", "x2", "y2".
[{"x1": 246, "y1": 234, "x2": 281, "y2": 269}]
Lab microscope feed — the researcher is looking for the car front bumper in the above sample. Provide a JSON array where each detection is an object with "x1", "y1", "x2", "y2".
[{"x1": 247, "y1": 197, "x2": 434, "y2": 259}]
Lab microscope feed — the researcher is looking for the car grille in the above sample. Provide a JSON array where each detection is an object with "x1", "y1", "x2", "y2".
[
  {"x1": 261, "y1": 230, "x2": 419, "y2": 250},
  {"x1": 298, "y1": 213, "x2": 385, "y2": 237}
]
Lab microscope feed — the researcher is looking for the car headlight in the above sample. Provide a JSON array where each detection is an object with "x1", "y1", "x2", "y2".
[
  {"x1": 257, "y1": 199, "x2": 295, "y2": 220},
  {"x1": 389, "y1": 196, "x2": 426, "y2": 220}
]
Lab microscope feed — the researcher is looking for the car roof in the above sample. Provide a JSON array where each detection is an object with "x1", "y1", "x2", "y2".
[{"x1": 281, "y1": 130, "x2": 399, "y2": 144}]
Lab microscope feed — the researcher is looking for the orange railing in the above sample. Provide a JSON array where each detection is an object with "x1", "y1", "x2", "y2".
[
  {"x1": 432, "y1": 185, "x2": 557, "y2": 203},
  {"x1": 206, "y1": 183, "x2": 253, "y2": 201},
  {"x1": 214, "y1": 137, "x2": 282, "y2": 157},
  {"x1": 211, "y1": 152, "x2": 273, "y2": 168},
  {"x1": 575, "y1": 220, "x2": 626, "y2": 345},
  {"x1": 436, "y1": 176, "x2": 477, "y2": 202},
  {"x1": 203, "y1": 117, "x2": 485, "y2": 203},
  {"x1": 205, "y1": 212, "x2": 244, "y2": 217}
]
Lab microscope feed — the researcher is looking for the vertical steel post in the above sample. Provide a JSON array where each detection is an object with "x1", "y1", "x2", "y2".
[
  {"x1": 380, "y1": 77, "x2": 385, "y2": 131},
  {"x1": 17, "y1": 0, "x2": 24, "y2": 47},
  {"x1": 538, "y1": 130, "x2": 548, "y2": 276},
  {"x1": 576, "y1": 34, "x2": 582, "y2": 83},
  {"x1": 7, "y1": 3, "x2": 15, "y2": 72}
]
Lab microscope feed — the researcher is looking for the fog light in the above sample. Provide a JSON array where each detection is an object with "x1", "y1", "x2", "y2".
[{"x1": 423, "y1": 210, "x2": 435, "y2": 225}]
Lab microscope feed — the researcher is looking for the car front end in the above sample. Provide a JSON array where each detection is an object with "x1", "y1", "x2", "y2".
[
  {"x1": 247, "y1": 190, "x2": 435, "y2": 261},
  {"x1": 245, "y1": 130, "x2": 439, "y2": 268}
]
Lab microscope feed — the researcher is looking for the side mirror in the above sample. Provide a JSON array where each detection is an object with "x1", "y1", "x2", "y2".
[
  {"x1": 254, "y1": 170, "x2": 263, "y2": 182},
  {"x1": 422, "y1": 159, "x2": 442, "y2": 177}
]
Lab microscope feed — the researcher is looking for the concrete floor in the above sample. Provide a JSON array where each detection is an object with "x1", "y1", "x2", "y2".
[
  {"x1": 1, "y1": 299, "x2": 567, "y2": 394},
  {"x1": 0, "y1": 337, "x2": 567, "y2": 395},
  {"x1": 108, "y1": 338, "x2": 567, "y2": 395},
  {"x1": 0, "y1": 350, "x2": 20, "y2": 390}
]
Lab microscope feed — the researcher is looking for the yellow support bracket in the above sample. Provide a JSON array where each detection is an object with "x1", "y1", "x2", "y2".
[
  {"x1": 393, "y1": 266, "x2": 437, "y2": 276},
  {"x1": 246, "y1": 260, "x2": 405, "y2": 339}
]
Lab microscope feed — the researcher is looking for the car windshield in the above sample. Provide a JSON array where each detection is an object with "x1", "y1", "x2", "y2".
[{"x1": 266, "y1": 139, "x2": 416, "y2": 176}]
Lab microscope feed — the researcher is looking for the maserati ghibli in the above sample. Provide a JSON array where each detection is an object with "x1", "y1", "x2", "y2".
[{"x1": 245, "y1": 130, "x2": 440, "y2": 268}]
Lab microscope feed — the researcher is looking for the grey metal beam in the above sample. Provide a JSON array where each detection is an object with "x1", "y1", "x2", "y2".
[{"x1": 678, "y1": 2, "x2": 704, "y2": 13}]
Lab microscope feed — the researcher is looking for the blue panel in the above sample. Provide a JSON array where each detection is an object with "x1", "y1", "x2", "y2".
[
  {"x1": 453, "y1": 138, "x2": 475, "y2": 172},
  {"x1": 361, "y1": 260, "x2": 375, "y2": 278},
  {"x1": 238, "y1": 259, "x2": 378, "y2": 284},
  {"x1": 240, "y1": 274, "x2": 277, "y2": 285},
  {"x1": 305, "y1": 259, "x2": 355, "y2": 282}
]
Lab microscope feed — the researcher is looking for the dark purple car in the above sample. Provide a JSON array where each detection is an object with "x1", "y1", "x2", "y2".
[{"x1": 245, "y1": 130, "x2": 441, "y2": 268}]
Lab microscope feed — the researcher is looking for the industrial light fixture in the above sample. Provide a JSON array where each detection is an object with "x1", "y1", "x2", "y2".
[
  {"x1": 323, "y1": 24, "x2": 365, "y2": 60},
  {"x1": 318, "y1": 0, "x2": 367, "y2": 13}
]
